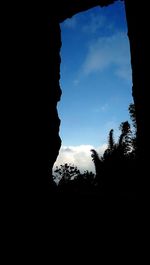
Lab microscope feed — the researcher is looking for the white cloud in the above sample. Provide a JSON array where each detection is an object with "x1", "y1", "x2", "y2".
[
  {"x1": 82, "y1": 32, "x2": 132, "y2": 81},
  {"x1": 53, "y1": 144, "x2": 107, "y2": 174},
  {"x1": 97, "y1": 144, "x2": 108, "y2": 155}
]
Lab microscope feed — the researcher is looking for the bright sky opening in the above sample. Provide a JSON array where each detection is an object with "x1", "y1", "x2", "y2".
[{"x1": 53, "y1": 1, "x2": 133, "y2": 173}]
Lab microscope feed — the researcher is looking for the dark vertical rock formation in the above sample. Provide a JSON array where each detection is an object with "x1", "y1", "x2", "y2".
[
  {"x1": 48, "y1": 18, "x2": 62, "y2": 185},
  {"x1": 125, "y1": 0, "x2": 147, "y2": 162},
  {"x1": 58, "y1": 0, "x2": 117, "y2": 22}
]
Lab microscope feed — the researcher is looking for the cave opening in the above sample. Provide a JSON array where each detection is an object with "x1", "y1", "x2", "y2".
[{"x1": 53, "y1": 1, "x2": 133, "y2": 175}]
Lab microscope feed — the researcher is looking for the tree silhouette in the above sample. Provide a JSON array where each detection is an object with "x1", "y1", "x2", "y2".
[
  {"x1": 54, "y1": 163, "x2": 80, "y2": 184},
  {"x1": 90, "y1": 149, "x2": 104, "y2": 187},
  {"x1": 90, "y1": 103, "x2": 137, "y2": 194},
  {"x1": 128, "y1": 103, "x2": 137, "y2": 158},
  {"x1": 118, "y1": 121, "x2": 132, "y2": 156},
  {"x1": 102, "y1": 121, "x2": 133, "y2": 162},
  {"x1": 54, "y1": 163, "x2": 95, "y2": 193},
  {"x1": 91, "y1": 149, "x2": 102, "y2": 175},
  {"x1": 108, "y1": 129, "x2": 115, "y2": 151},
  {"x1": 103, "y1": 129, "x2": 116, "y2": 161},
  {"x1": 128, "y1": 103, "x2": 137, "y2": 131}
]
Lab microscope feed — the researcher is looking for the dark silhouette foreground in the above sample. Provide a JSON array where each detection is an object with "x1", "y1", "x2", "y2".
[{"x1": 52, "y1": 108, "x2": 138, "y2": 201}]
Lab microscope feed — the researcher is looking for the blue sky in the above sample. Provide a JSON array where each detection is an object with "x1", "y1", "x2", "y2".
[{"x1": 54, "y1": 1, "x2": 133, "y2": 172}]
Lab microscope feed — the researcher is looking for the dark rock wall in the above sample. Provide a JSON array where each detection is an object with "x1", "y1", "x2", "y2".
[
  {"x1": 125, "y1": 0, "x2": 147, "y2": 162},
  {"x1": 48, "y1": 18, "x2": 62, "y2": 183},
  {"x1": 57, "y1": 0, "x2": 117, "y2": 22}
]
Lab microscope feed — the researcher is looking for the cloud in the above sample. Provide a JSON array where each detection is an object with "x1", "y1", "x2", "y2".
[
  {"x1": 97, "y1": 144, "x2": 108, "y2": 155},
  {"x1": 63, "y1": 16, "x2": 77, "y2": 29},
  {"x1": 53, "y1": 144, "x2": 107, "y2": 174},
  {"x1": 82, "y1": 32, "x2": 132, "y2": 81}
]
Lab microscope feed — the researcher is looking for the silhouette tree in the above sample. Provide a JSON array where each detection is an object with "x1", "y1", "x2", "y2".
[
  {"x1": 118, "y1": 121, "x2": 132, "y2": 157},
  {"x1": 103, "y1": 129, "x2": 116, "y2": 161},
  {"x1": 128, "y1": 103, "x2": 137, "y2": 158},
  {"x1": 90, "y1": 104, "x2": 138, "y2": 194},
  {"x1": 128, "y1": 103, "x2": 137, "y2": 131},
  {"x1": 102, "y1": 121, "x2": 133, "y2": 162},
  {"x1": 91, "y1": 149, "x2": 102, "y2": 176},
  {"x1": 54, "y1": 163, "x2": 95, "y2": 194},
  {"x1": 108, "y1": 129, "x2": 115, "y2": 151},
  {"x1": 54, "y1": 163, "x2": 80, "y2": 184}
]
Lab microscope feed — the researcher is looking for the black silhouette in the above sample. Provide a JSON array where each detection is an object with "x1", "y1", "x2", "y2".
[
  {"x1": 53, "y1": 164, "x2": 95, "y2": 197},
  {"x1": 6, "y1": 1, "x2": 148, "y2": 253},
  {"x1": 7, "y1": 1, "x2": 147, "y2": 204},
  {"x1": 90, "y1": 116, "x2": 137, "y2": 198}
]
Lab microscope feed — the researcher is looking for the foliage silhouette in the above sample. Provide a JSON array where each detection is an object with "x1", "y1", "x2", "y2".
[
  {"x1": 128, "y1": 103, "x2": 136, "y2": 131},
  {"x1": 90, "y1": 104, "x2": 137, "y2": 195},
  {"x1": 54, "y1": 163, "x2": 95, "y2": 194},
  {"x1": 91, "y1": 149, "x2": 102, "y2": 176},
  {"x1": 108, "y1": 129, "x2": 115, "y2": 151},
  {"x1": 128, "y1": 103, "x2": 137, "y2": 158},
  {"x1": 54, "y1": 163, "x2": 80, "y2": 183}
]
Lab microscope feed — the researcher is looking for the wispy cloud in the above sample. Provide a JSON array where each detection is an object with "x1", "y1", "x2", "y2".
[
  {"x1": 53, "y1": 144, "x2": 107, "y2": 174},
  {"x1": 82, "y1": 32, "x2": 132, "y2": 81},
  {"x1": 63, "y1": 16, "x2": 77, "y2": 29}
]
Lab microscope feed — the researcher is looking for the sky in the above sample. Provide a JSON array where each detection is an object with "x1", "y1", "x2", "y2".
[{"x1": 53, "y1": 1, "x2": 133, "y2": 173}]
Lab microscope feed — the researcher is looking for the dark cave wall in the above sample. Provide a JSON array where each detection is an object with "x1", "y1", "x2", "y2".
[
  {"x1": 48, "y1": 18, "x2": 62, "y2": 182},
  {"x1": 125, "y1": 0, "x2": 147, "y2": 161},
  {"x1": 57, "y1": 0, "x2": 117, "y2": 22},
  {"x1": 49, "y1": 0, "x2": 147, "y2": 184}
]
